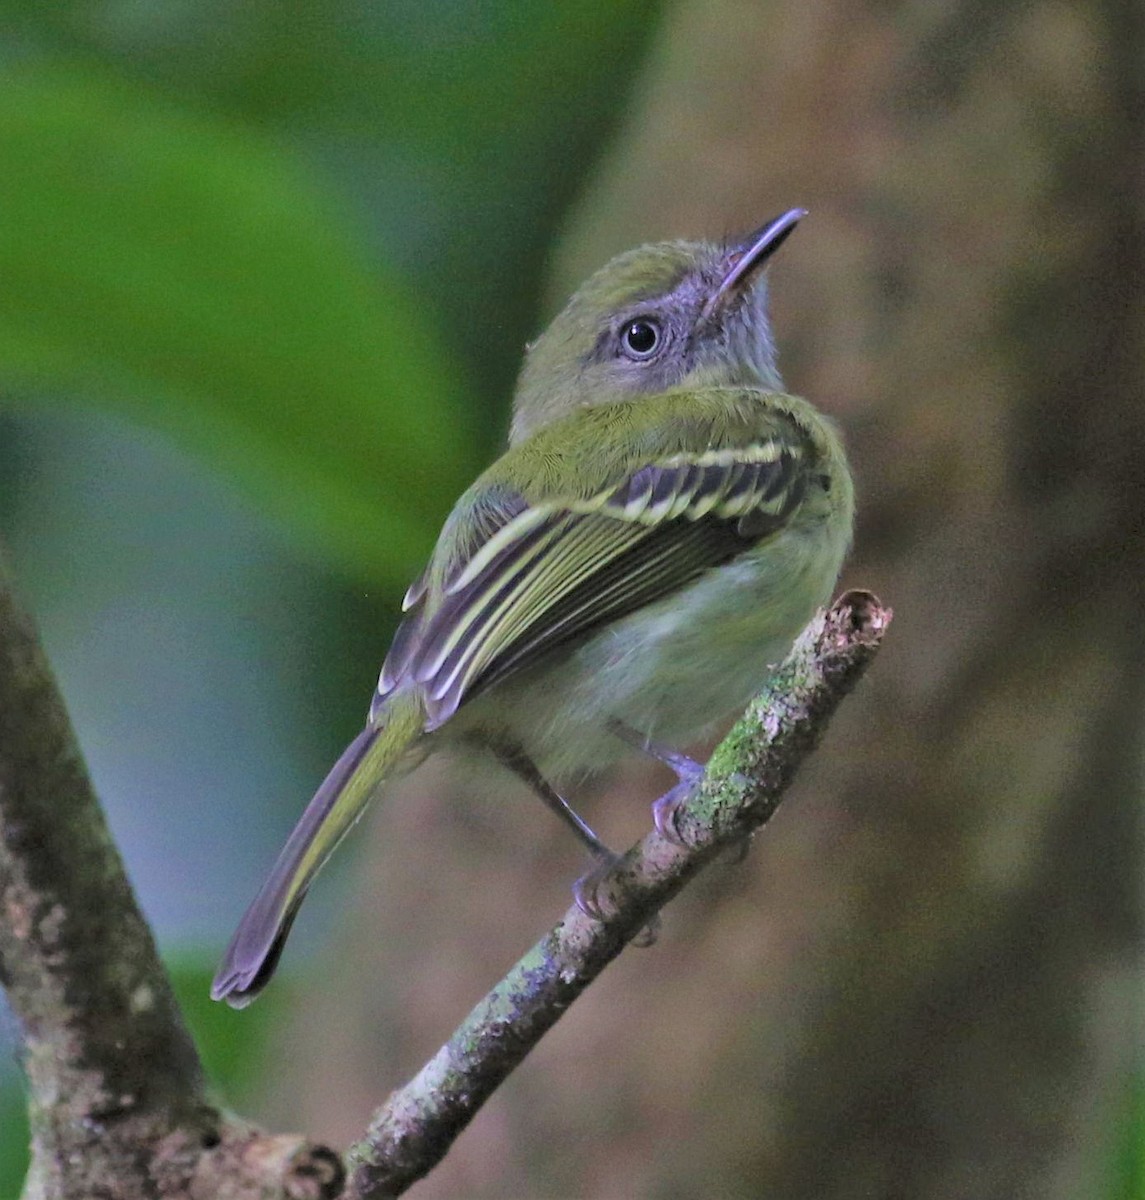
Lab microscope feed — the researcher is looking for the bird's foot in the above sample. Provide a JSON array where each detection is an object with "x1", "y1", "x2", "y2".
[
  {"x1": 572, "y1": 852, "x2": 660, "y2": 947},
  {"x1": 607, "y1": 718, "x2": 706, "y2": 845},
  {"x1": 572, "y1": 851, "x2": 622, "y2": 922},
  {"x1": 652, "y1": 775, "x2": 702, "y2": 846}
]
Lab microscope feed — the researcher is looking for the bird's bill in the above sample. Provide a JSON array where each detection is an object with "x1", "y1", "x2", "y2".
[{"x1": 702, "y1": 207, "x2": 807, "y2": 319}]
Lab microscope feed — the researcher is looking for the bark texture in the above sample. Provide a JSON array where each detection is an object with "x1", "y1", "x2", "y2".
[{"x1": 0, "y1": 551, "x2": 343, "y2": 1199}]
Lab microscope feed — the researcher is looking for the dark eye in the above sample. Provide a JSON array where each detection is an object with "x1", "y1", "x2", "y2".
[{"x1": 621, "y1": 318, "x2": 662, "y2": 359}]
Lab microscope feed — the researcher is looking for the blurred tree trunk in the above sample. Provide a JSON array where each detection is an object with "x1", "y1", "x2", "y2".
[{"x1": 266, "y1": 2, "x2": 1143, "y2": 1196}]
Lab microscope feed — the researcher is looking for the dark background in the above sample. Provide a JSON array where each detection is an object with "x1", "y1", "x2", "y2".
[{"x1": 0, "y1": 2, "x2": 1140, "y2": 1196}]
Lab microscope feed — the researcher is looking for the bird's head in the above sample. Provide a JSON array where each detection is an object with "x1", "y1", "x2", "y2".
[{"x1": 510, "y1": 209, "x2": 805, "y2": 443}]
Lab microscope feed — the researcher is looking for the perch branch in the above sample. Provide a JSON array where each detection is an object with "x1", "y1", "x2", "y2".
[{"x1": 346, "y1": 589, "x2": 891, "y2": 1198}]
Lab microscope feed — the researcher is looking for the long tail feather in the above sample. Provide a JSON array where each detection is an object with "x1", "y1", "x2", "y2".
[{"x1": 211, "y1": 693, "x2": 424, "y2": 1007}]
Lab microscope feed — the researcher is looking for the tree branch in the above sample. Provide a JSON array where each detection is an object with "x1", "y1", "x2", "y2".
[
  {"x1": 0, "y1": 536, "x2": 887, "y2": 1198},
  {"x1": 346, "y1": 589, "x2": 891, "y2": 1199},
  {"x1": 0, "y1": 549, "x2": 342, "y2": 1200}
]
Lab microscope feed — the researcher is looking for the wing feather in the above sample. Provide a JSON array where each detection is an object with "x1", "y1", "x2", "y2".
[
  {"x1": 424, "y1": 514, "x2": 648, "y2": 710},
  {"x1": 376, "y1": 439, "x2": 806, "y2": 729}
]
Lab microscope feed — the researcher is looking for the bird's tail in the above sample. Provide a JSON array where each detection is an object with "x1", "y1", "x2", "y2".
[{"x1": 211, "y1": 691, "x2": 425, "y2": 1008}]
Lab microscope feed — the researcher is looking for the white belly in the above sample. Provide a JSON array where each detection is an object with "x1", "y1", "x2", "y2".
[{"x1": 469, "y1": 520, "x2": 846, "y2": 785}]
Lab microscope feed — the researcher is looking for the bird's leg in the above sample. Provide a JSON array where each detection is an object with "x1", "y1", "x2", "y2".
[
  {"x1": 608, "y1": 720, "x2": 757, "y2": 865},
  {"x1": 486, "y1": 737, "x2": 615, "y2": 861},
  {"x1": 607, "y1": 718, "x2": 705, "y2": 845},
  {"x1": 484, "y1": 736, "x2": 633, "y2": 924}
]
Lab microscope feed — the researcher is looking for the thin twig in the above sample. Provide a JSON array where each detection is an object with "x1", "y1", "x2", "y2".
[{"x1": 346, "y1": 590, "x2": 891, "y2": 1199}]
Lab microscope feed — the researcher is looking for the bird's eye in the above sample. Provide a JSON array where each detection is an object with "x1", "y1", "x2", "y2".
[{"x1": 620, "y1": 318, "x2": 662, "y2": 360}]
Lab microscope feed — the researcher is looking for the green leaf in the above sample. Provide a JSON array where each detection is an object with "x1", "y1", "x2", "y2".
[
  {"x1": 0, "y1": 1074, "x2": 29, "y2": 1198},
  {"x1": 1108, "y1": 1071, "x2": 1145, "y2": 1200},
  {"x1": 167, "y1": 955, "x2": 285, "y2": 1104},
  {"x1": 0, "y1": 64, "x2": 475, "y2": 585}
]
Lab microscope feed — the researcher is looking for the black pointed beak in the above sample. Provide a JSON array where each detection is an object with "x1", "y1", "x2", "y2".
[{"x1": 702, "y1": 207, "x2": 807, "y2": 320}]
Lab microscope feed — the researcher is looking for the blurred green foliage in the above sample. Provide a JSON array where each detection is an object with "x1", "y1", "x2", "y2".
[
  {"x1": 0, "y1": 1, "x2": 659, "y2": 584},
  {"x1": 0, "y1": 1075, "x2": 29, "y2": 1200},
  {"x1": 167, "y1": 956, "x2": 285, "y2": 1104},
  {"x1": 0, "y1": 65, "x2": 470, "y2": 584},
  {"x1": 1109, "y1": 1073, "x2": 1145, "y2": 1200}
]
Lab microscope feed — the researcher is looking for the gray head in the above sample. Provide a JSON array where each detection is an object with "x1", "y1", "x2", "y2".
[{"x1": 510, "y1": 209, "x2": 805, "y2": 444}]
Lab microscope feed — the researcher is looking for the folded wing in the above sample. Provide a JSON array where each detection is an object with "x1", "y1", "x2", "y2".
[{"x1": 375, "y1": 440, "x2": 807, "y2": 730}]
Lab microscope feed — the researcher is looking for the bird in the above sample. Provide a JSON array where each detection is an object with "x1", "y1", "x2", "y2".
[{"x1": 212, "y1": 208, "x2": 854, "y2": 1007}]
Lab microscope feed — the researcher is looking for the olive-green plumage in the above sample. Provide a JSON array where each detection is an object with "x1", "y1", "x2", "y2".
[{"x1": 212, "y1": 210, "x2": 853, "y2": 1007}]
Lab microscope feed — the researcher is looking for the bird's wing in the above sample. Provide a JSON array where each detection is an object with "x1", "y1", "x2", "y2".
[{"x1": 376, "y1": 440, "x2": 807, "y2": 730}]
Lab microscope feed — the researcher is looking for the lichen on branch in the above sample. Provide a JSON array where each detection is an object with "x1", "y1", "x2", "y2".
[{"x1": 346, "y1": 590, "x2": 891, "y2": 1199}]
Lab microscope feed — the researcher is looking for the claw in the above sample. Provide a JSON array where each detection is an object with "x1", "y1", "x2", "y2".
[
  {"x1": 572, "y1": 855, "x2": 659, "y2": 948},
  {"x1": 607, "y1": 718, "x2": 706, "y2": 846},
  {"x1": 652, "y1": 778, "x2": 698, "y2": 846},
  {"x1": 573, "y1": 853, "x2": 621, "y2": 921}
]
